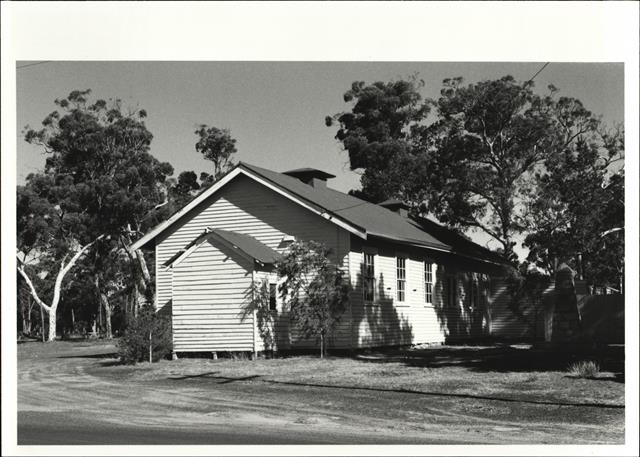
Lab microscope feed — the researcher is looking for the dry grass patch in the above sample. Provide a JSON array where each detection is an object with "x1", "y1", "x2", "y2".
[
  {"x1": 109, "y1": 349, "x2": 623, "y2": 407},
  {"x1": 567, "y1": 360, "x2": 600, "y2": 379}
]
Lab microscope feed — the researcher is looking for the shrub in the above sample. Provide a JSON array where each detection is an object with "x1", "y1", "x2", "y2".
[
  {"x1": 117, "y1": 305, "x2": 172, "y2": 364},
  {"x1": 276, "y1": 240, "x2": 350, "y2": 358},
  {"x1": 567, "y1": 360, "x2": 600, "y2": 378}
]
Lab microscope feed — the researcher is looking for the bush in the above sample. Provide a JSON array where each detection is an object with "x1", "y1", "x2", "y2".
[
  {"x1": 117, "y1": 305, "x2": 172, "y2": 364},
  {"x1": 567, "y1": 360, "x2": 600, "y2": 378}
]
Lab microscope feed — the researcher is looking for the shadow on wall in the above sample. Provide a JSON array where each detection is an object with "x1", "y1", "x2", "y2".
[
  {"x1": 157, "y1": 299, "x2": 172, "y2": 318},
  {"x1": 431, "y1": 269, "x2": 489, "y2": 344},
  {"x1": 578, "y1": 294, "x2": 624, "y2": 344},
  {"x1": 240, "y1": 276, "x2": 291, "y2": 354},
  {"x1": 350, "y1": 271, "x2": 413, "y2": 348}
]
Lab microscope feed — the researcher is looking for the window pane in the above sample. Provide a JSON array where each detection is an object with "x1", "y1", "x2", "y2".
[
  {"x1": 364, "y1": 252, "x2": 375, "y2": 302},
  {"x1": 424, "y1": 262, "x2": 433, "y2": 304},
  {"x1": 397, "y1": 257, "x2": 406, "y2": 302},
  {"x1": 269, "y1": 283, "x2": 277, "y2": 310}
]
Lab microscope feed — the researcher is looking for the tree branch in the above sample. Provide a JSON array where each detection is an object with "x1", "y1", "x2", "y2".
[{"x1": 16, "y1": 259, "x2": 51, "y2": 313}]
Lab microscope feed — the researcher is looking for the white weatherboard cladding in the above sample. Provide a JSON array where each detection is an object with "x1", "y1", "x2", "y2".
[
  {"x1": 348, "y1": 249, "x2": 447, "y2": 347},
  {"x1": 156, "y1": 175, "x2": 351, "y2": 351},
  {"x1": 489, "y1": 278, "x2": 541, "y2": 339},
  {"x1": 172, "y1": 238, "x2": 254, "y2": 352}
]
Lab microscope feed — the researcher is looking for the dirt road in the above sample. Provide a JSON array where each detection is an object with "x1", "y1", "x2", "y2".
[{"x1": 17, "y1": 342, "x2": 624, "y2": 445}]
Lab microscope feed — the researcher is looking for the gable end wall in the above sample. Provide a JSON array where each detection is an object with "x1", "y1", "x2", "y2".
[{"x1": 155, "y1": 175, "x2": 352, "y2": 350}]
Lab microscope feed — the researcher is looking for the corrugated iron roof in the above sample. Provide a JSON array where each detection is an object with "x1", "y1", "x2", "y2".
[
  {"x1": 164, "y1": 228, "x2": 281, "y2": 268},
  {"x1": 239, "y1": 162, "x2": 450, "y2": 251},
  {"x1": 210, "y1": 229, "x2": 281, "y2": 264},
  {"x1": 137, "y1": 161, "x2": 507, "y2": 266}
]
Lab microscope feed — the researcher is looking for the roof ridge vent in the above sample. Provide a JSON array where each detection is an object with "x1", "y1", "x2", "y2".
[
  {"x1": 282, "y1": 167, "x2": 336, "y2": 188},
  {"x1": 379, "y1": 198, "x2": 410, "y2": 217}
]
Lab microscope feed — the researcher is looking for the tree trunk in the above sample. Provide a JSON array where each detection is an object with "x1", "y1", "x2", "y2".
[
  {"x1": 17, "y1": 234, "x2": 105, "y2": 344},
  {"x1": 47, "y1": 309, "x2": 56, "y2": 342},
  {"x1": 320, "y1": 333, "x2": 324, "y2": 359},
  {"x1": 40, "y1": 305, "x2": 45, "y2": 343},
  {"x1": 122, "y1": 237, "x2": 153, "y2": 307},
  {"x1": 101, "y1": 293, "x2": 113, "y2": 339},
  {"x1": 23, "y1": 298, "x2": 33, "y2": 335},
  {"x1": 148, "y1": 329, "x2": 153, "y2": 363},
  {"x1": 90, "y1": 317, "x2": 98, "y2": 339},
  {"x1": 133, "y1": 286, "x2": 139, "y2": 317},
  {"x1": 98, "y1": 297, "x2": 103, "y2": 333}
]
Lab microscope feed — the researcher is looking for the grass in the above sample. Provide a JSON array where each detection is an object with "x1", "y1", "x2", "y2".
[
  {"x1": 567, "y1": 360, "x2": 601, "y2": 379},
  {"x1": 84, "y1": 343, "x2": 624, "y2": 408},
  {"x1": 17, "y1": 340, "x2": 626, "y2": 444}
]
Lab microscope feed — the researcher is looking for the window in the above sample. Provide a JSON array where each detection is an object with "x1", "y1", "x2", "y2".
[
  {"x1": 424, "y1": 261, "x2": 433, "y2": 304},
  {"x1": 363, "y1": 253, "x2": 375, "y2": 302},
  {"x1": 396, "y1": 257, "x2": 406, "y2": 302},
  {"x1": 446, "y1": 276, "x2": 457, "y2": 308},
  {"x1": 471, "y1": 278, "x2": 479, "y2": 312},
  {"x1": 269, "y1": 283, "x2": 277, "y2": 311}
]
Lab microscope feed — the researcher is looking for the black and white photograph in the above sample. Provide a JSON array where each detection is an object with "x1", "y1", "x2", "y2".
[{"x1": 2, "y1": 2, "x2": 638, "y2": 456}]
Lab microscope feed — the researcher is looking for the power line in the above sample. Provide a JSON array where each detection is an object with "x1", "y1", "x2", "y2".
[
  {"x1": 527, "y1": 62, "x2": 550, "y2": 84},
  {"x1": 16, "y1": 61, "x2": 53, "y2": 70}
]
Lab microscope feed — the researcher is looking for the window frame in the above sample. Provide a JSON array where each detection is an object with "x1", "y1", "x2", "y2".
[
  {"x1": 446, "y1": 275, "x2": 457, "y2": 308},
  {"x1": 396, "y1": 256, "x2": 406, "y2": 302},
  {"x1": 269, "y1": 282, "x2": 277, "y2": 311},
  {"x1": 470, "y1": 277, "x2": 479, "y2": 313},
  {"x1": 424, "y1": 261, "x2": 433, "y2": 305},
  {"x1": 363, "y1": 251, "x2": 376, "y2": 303}
]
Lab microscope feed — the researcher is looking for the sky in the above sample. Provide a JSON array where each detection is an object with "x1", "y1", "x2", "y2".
[{"x1": 16, "y1": 61, "x2": 624, "y2": 257}]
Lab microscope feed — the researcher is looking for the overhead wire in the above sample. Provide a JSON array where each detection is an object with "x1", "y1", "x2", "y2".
[
  {"x1": 16, "y1": 61, "x2": 53, "y2": 70},
  {"x1": 526, "y1": 62, "x2": 550, "y2": 84}
]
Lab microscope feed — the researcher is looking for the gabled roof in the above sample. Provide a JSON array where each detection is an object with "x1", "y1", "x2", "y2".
[
  {"x1": 164, "y1": 228, "x2": 281, "y2": 269},
  {"x1": 411, "y1": 217, "x2": 507, "y2": 265},
  {"x1": 132, "y1": 161, "x2": 506, "y2": 266},
  {"x1": 239, "y1": 162, "x2": 449, "y2": 250}
]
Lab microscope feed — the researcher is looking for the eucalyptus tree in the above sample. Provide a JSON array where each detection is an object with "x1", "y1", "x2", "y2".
[
  {"x1": 328, "y1": 75, "x2": 623, "y2": 264},
  {"x1": 18, "y1": 90, "x2": 174, "y2": 340},
  {"x1": 195, "y1": 124, "x2": 237, "y2": 183}
]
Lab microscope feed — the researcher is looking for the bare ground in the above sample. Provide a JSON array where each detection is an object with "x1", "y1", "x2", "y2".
[{"x1": 17, "y1": 340, "x2": 625, "y2": 445}]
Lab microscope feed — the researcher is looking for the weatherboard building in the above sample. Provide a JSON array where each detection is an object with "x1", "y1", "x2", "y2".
[{"x1": 132, "y1": 163, "x2": 532, "y2": 356}]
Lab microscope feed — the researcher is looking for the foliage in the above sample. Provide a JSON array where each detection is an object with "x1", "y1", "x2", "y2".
[
  {"x1": 18, "y1": 89, "x2": 176, "y2": 340},
  {"x1": 523, "y1": 120, "x2": 624, "y2": 287},
  {"x1": 325, "y1": 76, "x2": 429, "y2": 203},
  {"x1": 117, "y1": 305, "x2": 172, "y2": 364},
  {"x1": 567, "y1": 360, "x2": 600, "y2": 379},
  {"x1": 23, "y1": 89, "x2": 174, "y2": 238},
  {"x1": 276, "y1": 240, "x2": 350, "y2": 358},
  {"x1": 410, "y1": 76, "x2": 565, "y2": 261},
  {"x1": 502, "y1": 267, "x2": 552, "y2": 331},
  {"x1": 329, "y1": 76, "x2": 624, "y2": 265},
  {"x1": 242, "y1": 280, "x2": 276, "y2": 352},
  {"x1": 195, "y1": 125, "x2": 237, "y2": 180}
]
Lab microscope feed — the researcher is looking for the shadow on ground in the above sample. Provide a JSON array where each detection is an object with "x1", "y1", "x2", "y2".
[
  {"x1": 58, "y1": 352, "x2": 119, "y2": 359},
  {"x1": 166, "y1": 369, "x2": 624, "y2": 409},
  {"x1": 353, "y1": 344, "x2": 625, "y2": 383}
]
